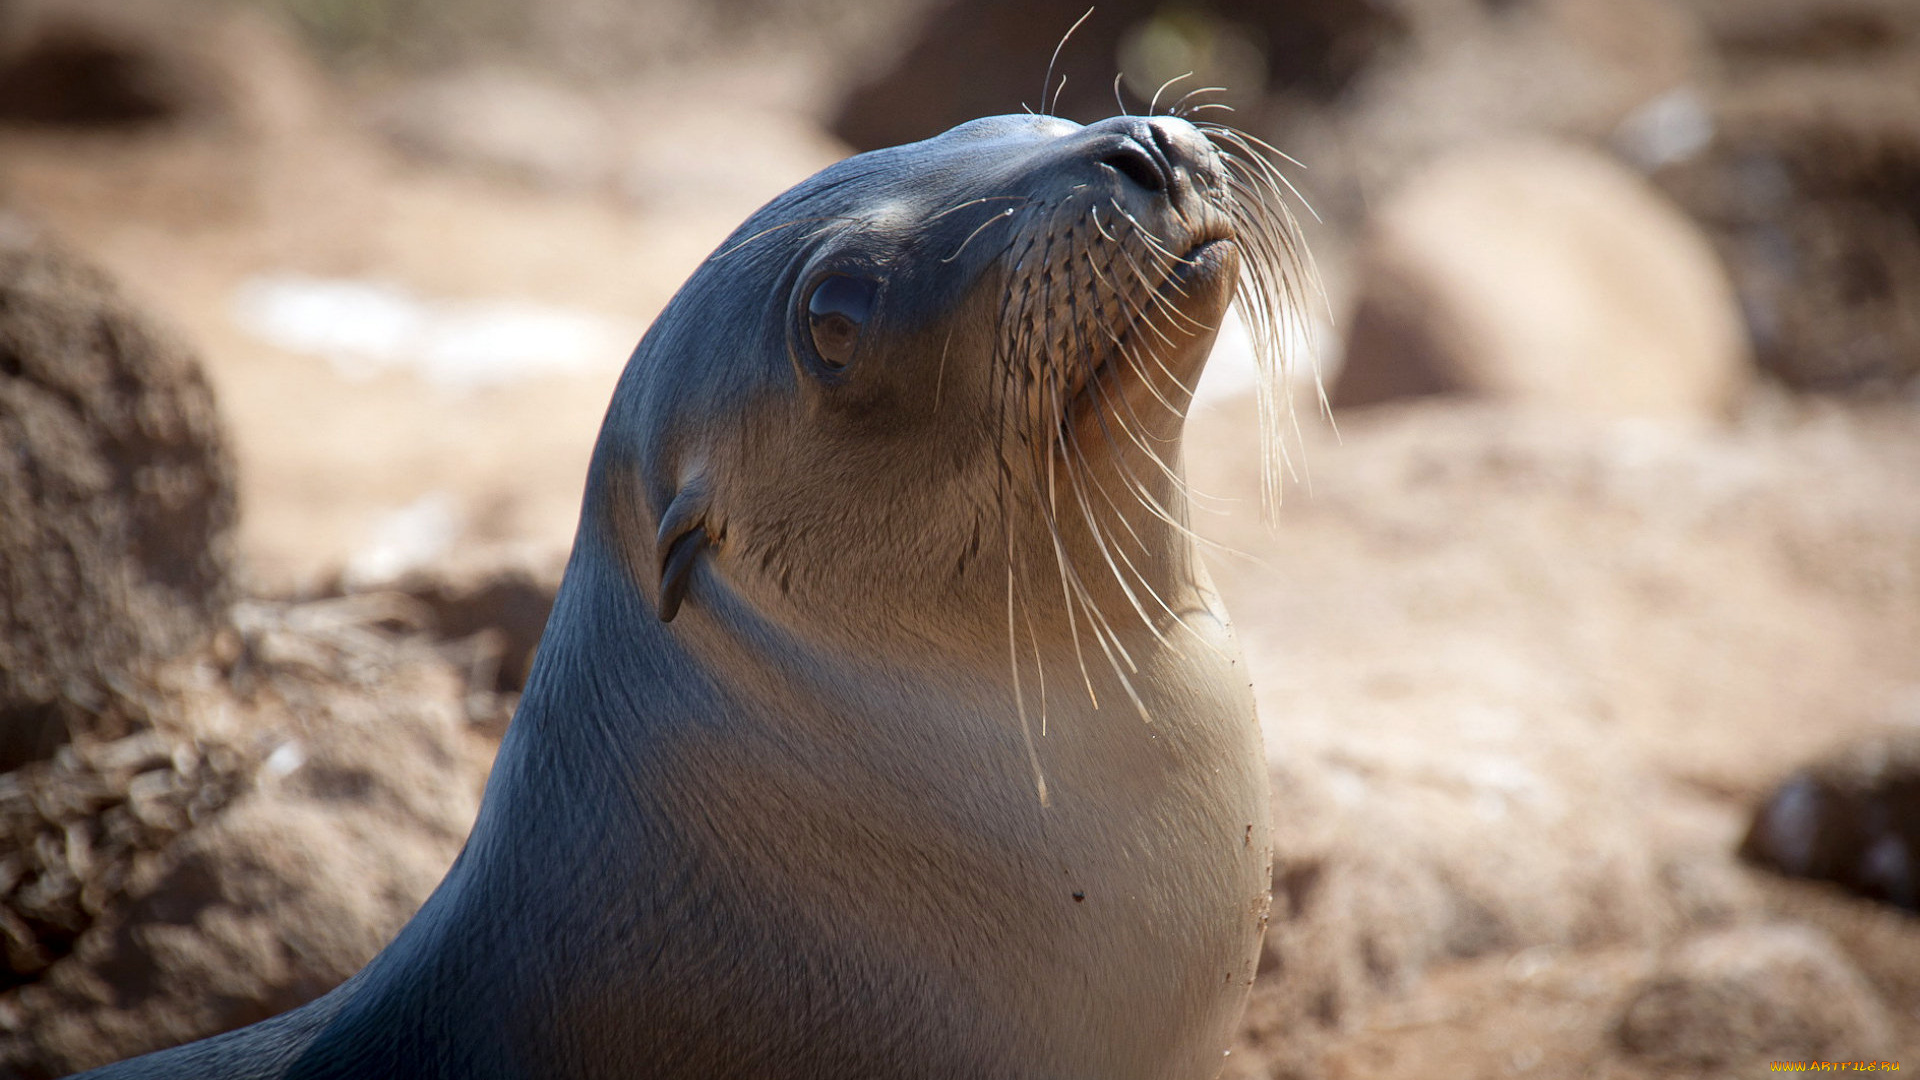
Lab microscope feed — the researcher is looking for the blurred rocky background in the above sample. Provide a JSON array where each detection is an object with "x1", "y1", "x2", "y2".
[{"x1": 0, "y1": 0, "x2": 1916, "y2": 1076}]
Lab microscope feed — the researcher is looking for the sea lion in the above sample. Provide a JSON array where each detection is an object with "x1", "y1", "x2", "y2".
[{"x1": 77, "y1": 109, "x2": 1311, "y2": 1079}]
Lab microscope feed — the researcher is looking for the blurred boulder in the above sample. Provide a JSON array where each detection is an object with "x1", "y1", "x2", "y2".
[
  {"x1": 1235, "y1": 663, "x2": 1680, "y2": 1076},
  {"x1": 1678, "y1": 0, "x2": 1920, "y2": 62},
  {"x1": 376, "y1": 546, "x2": 565, "y2": 735},
  {"x1": 1752, "y1": 858, "x2": 1920, "y2": 1042},
  {"x1": 1653, "y1": 67, "x2": 1920, "y2": 392},
  {"x1": 0, "y1": 597, "x2": 492, "y2": 1076},
  {"x1": 1742, "y1": 728, "x2": 1920, "y2": 912},
  {"x1": 389, "y1": 553, "x2": 560, "y2": 697},
  {"x1": 1226, "y1": 0, "x2": 1711, "y2": 229},
  {"x1": 261, "y1": 0, "x2": 913, "y2": 94},
  {"x1": 1332, "y1": 141, "x2": 1749, "y2": 418},
  {"x1": 1192, "y1": 389, "x2": 1920, "y2": 1075},
  {"x1": 830, "y1": 0, "x2": 1410, "y2": 151},
  {"x1": 0, "y1": 729, "x2": 246, "y2": 996},
  {"x1": 1616, "y1": 924, "x2": 1893, "y2": 1066},
  {"x1": 0, "y1": 0, "x2": 232, "y2": 127},
  {"x1": 0, "y1": 216, "x2": 236, "y2": 773}
]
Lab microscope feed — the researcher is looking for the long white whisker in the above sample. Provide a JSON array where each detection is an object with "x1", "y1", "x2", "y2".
[
  {"x1": 1149, "y1": 71, "x2": 1194, "y2": 115},
  {"x1": 1042, "y1": 7, "x2": 1094, "y2": 116}
]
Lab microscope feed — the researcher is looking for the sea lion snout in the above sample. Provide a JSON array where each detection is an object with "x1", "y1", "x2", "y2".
[{"x1": 1074, "y1": 115, "x2": 1223, "y2": 219}]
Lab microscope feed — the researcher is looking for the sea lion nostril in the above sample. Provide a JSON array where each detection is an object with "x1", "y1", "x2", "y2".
[
  {"x1": 1149, "y1": 123, "x2": 1179, "y2": 167},
  {"x1": 1144, "y1": 117, "x2": 1222, "y2": 183},
  {"x1": 1099, "y1": 141, "x2": 1167, "y2": 194}
]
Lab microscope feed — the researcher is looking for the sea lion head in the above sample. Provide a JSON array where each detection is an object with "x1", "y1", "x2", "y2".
[{"x1": 591, "y1": 113, "x2": 1310, "y2": 665}]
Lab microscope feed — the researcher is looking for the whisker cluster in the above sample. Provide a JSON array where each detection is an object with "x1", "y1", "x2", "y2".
[
  {"x1": 975, "y1": 118, "x2": 1319, "y2": 775},
  {"x1": 1195, "y1": 122, "x2": 1329, "y2": 515}
]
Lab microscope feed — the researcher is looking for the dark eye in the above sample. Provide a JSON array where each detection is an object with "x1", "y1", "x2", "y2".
[{"x1": 806, "y1": 274, "x2": 876, "y2": 370}]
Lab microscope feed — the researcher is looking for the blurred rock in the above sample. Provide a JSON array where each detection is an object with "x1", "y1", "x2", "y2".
[
  {"x1": 0, "y1": 0, "x2": 233, "y2": 127},
  {"x1": 1678, "y1": 0, "x2": 1920, "y2": 62},
  {"x1": 266, "y1": 0, "x2": 918, "y2": 98},
  {"x1": 1332, "y1": 141, "x2": 1749, "y2": 419},
  {"x1": 0, "y1": 218, "x2": 236, "y2": 773},
  {"x1": 831, "y1": 0, "x2": 1410, "y2": 151},
  {"x1": 1616, "y1": 925, "x2": 1893, "y2": 1066},
  {"x1": 1196, "y1": 393, "x2": 1920, "y2": 804},
  {"x1": 388, "y1": 552, "x2": 560, "y2": 693},
  {"x1": 0, "y1": 220, "x2": 495, "y2": 1076},
  {"x1": 0, "y1": 729, "x2": 245, "y2": 994},
  {"x1": 1754, "y1": 867, "x2": 1920, "y2": 1037},
  {"x1": 1742, "y1": 728, "x2": 1920, "y2": 912},
  {"x1": 0, "y1": 597, "x2": 492, "y2": 1076},
  {"x1": 1256, "y1": 0, "x2": 1710, "y2": 230},
  {"x1": 1236, "y1": 698, "x2": 1679, "y2": 1070},
  {"x1": 1190, "y1": 388, "x2": 1920, "y2": 1076},
  {"x1": 1243, "y1": 768, "x2": 1450, "y2": 1052},
  {"x1": 1654, "y1": 68, "x2": 1920, "y2": 392},
  {"x1": 376, "y1": 546, "x2": 565, "y2": 735}
]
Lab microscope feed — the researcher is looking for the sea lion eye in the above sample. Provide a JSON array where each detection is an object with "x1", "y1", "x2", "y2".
[{"x1": 805, "y1": 274, "x2": 876, "y2": 370}]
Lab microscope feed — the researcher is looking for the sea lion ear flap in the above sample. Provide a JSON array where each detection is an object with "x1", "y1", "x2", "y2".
[{"x1": 654, "y1": 482, "x2": 710, "y2": 624}]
